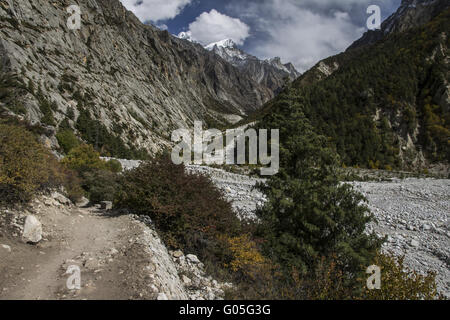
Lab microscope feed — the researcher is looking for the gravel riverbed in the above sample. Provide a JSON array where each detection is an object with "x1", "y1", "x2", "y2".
[
  {"x1": 190, "y1": 166, "x2": 449, "y2": 297},
  {"x1": 352, "y1": 179, "x2": 449, "y2": 298}
]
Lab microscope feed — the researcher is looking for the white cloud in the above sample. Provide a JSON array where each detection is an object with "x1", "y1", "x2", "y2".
[
  {"x1": 256, "y1": 7, "x2": 364, "y2": 72},
  {"x1": 185, "y1": 10, "x2": 250, "y2": 46},
  {"x1": 156, "y1": 24, "x2": 168, "y2": 30},
  {"x1": 228, "y1": 0, "x2": 398, "y2": 72},
  {"x1": 120, "y1": 0, "x2": 192, "y2": 22}
]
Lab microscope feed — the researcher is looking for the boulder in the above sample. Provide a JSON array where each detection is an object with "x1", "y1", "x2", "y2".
[
  {"x1": 186, "y1": 254, "x2": 200, "y2": 264},
  {"x1": 1, "y1": 244, "x2": 11, "y2": 253},
  {"x1": 75, "y1": 197, "x2": 90, "y2": 208},
  {"x1": 172, "y1": 250, "x2": 184, "y2": 258},
  {"x1": 410, "y1": 239, "x2": 420, "y2": 247},
  {"x1": 100, "y1": 201, "x2": 113, "y2": 210},
  {"x1": 182, "y1": 275, "x2": 192, "y2": 285},
  {"x1": 52, "y1": 192, "x2": 71, "y2": 205},
  {"x1": 157, "y1": 293, "x2": 168, "y2": 300},
  {"x1": 22, "y1": 215, "x2": 42, "y2": 243}
]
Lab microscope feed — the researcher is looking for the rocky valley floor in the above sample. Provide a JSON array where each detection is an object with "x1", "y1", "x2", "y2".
[
  {"x1": 354, "y1": 179, "x2": 450, "y2": 298},
  {"x1": 188, "y1": 166, "x2": 450, "y2": 298}
]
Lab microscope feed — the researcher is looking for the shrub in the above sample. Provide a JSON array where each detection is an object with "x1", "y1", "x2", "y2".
[
  {"x1": 0, "y1": 123, "x2": 54, "y2": 203},
  {"x1": 56, "y1": 129, "x2": 80, "y2": 154},
  {"x1": 76, "y1": 108, "x2": 149, "y2": 160},
  {"x1": 225, "y1": 257, "x2": 284, "y2": 300},
  {"x1": 61, "y1": 144, "x2": 109, "y2": 173},
  {"x1": 360, "y1": 252, "x2": 442, "y2": 300},
  {"x1": 61, "y1": 144, "x2": 122, "y2": 202},
  {"x1": 0, "y1": 122, "x2": 83, "y2": 204},
  {"x1": 223, "y1": 234, "x2": 266, "y2": 276},
  {"x1": 66, "y1": 106, "x2": 75, "y2": 120},
  {"x1": 298, "y1": 255, "x2": 359, "y2": 300},
  {"x1": 37, "y1": 91, "x2": 56, "y2": 126},
  {"x1": 105, "y1": 159, "x2": 122, "y2": 173},
  {"x1": 81, "y1": 169, "x2": 119, "y2": 203},
  {"x1": 221, "y1": 233, "x2": 288, "y2": 300},
  {"x1": 61, "y1": 168, "x2": 84, "y2": 203},
  {"x1": 114, "y1": 153, "x2": 242, "y2": 272}
]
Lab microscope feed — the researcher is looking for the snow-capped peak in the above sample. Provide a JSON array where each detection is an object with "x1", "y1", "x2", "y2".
[
  {"x1": 205, "y1": 39, "x2": 237, "y2": 51},
  {"x1": 172, "y1": 35, "x2": 300, "y2": 91}
]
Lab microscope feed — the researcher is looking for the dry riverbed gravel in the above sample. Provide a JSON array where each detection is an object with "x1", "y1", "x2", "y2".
[
  {"x1": 352, "y1": 179, "x2": 449, "y2": 298},
  {"x1": 189, "y1": 166, "x2": 450, "y2": 298}
]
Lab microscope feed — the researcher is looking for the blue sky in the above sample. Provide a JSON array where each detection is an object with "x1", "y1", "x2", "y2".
[{"x1": 120, "y1": 0, "x2": 401, "y2": 72}]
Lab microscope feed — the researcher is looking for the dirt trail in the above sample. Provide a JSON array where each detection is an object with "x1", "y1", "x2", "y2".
[{"x1": 0, "y1": 202, "x2": 157, "y2": 300}]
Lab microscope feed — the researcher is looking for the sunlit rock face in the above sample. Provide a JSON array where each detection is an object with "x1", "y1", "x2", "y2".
[{"x1": 0, "y1": 0, "x2": 274, "y2": 155}]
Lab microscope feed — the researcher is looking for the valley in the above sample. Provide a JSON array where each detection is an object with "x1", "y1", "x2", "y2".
[{"x1": 0, "y1": 0, "x2": 449, "y2": 302}]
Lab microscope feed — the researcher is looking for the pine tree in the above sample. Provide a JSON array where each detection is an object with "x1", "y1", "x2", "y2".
[{"x1": 256, "y1": 90, "x2": 382, "y2": 278}]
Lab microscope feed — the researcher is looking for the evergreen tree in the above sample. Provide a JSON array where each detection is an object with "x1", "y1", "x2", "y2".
[{"x1": 256, "y1": 90, "x2": 382, "y2": 279}]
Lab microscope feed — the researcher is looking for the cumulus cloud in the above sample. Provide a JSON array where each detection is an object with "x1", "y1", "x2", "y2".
[
  {"x1": 184, "y1": 9, "x2": 250, "y2": 46},
  {"x1": 120, "y1": 0, "x2": 192, "y2": 22},
  {"x1": 227, "y1": 0, "x2": 400, "y2": 72}
]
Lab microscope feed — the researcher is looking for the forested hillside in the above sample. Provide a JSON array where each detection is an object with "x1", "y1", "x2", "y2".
[{"x1": 257, "y1": 8, "x2": 449, "y2": 169}]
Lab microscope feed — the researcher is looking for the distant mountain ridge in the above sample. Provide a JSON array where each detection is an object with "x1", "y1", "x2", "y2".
[
  {"x1": 177, "y1": 35, "x2": 301, "y2": 94},
  {"x1": 204, "y1": 39, "x2": 301, "y2": 94}
]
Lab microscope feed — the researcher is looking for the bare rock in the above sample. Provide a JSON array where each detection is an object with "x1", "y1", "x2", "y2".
[
  {"x1": 75, "y1": 197, "x2": 90, "y2": 208},
  {"x1": 157, "y1": 293, "x2": 168, "y2": 300},
  {"x1": 100, "y1": 201, "x2": 113, "y2": 210},
  {"x1": 22, "y1": 215, "x2": 42, "y2": 243},
  {"x1": 186, "y1": 254, "x2": 200, "y2": 264},
  {"x1": 1, "y1": 244, "x2": 11, "y2": 253},
  {"x1": 52, "y1": 192, "x2": 71, "y2": 206}
]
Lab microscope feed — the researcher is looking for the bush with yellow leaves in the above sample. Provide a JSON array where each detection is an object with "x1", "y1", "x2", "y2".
[
  {"x1": 361, "y1": 252, "x2": 442, "y2": 300},
  {"x1": 61, "y1": 144, "x2": 109, "y2": 173},
  {"x1": 0, "y1": 123, "x2": 55, "y2": 203},
  {"x1": 225, "y1": 234, "x2": 266, "y2": 277}
]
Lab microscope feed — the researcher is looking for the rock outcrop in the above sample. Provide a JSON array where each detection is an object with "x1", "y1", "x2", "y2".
[{"x1": 204, "y1": 39, "x2": 301, "y2": 94}]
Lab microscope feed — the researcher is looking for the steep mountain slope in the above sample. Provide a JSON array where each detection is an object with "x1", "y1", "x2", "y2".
[
  {"x1": 286, "y1": 0, "x2": 450, "y2": 90},
  {"x1": 0, "y1": 0, "x2": 273, "y2": 158},
  {"x1": 204, "y1": 39, "x2": 300, "y2": 94},
  {"x1": 257, "y1": 5, "x2": 449, "y2": 168},
  {"x1": 349, "y1": 0, "x2": 450, "y2": 50}
]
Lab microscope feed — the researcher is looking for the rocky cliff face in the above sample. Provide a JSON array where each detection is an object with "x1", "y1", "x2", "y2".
[
  {"x1": 0, "y1": 0, "x2": 273, "y2": 156},
  {"x1": 204, "y1": 39, "x2": 301, "y2": 94},
  {"x1": 348, "y1": 0, "x2": 450, "y2": 50}
]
